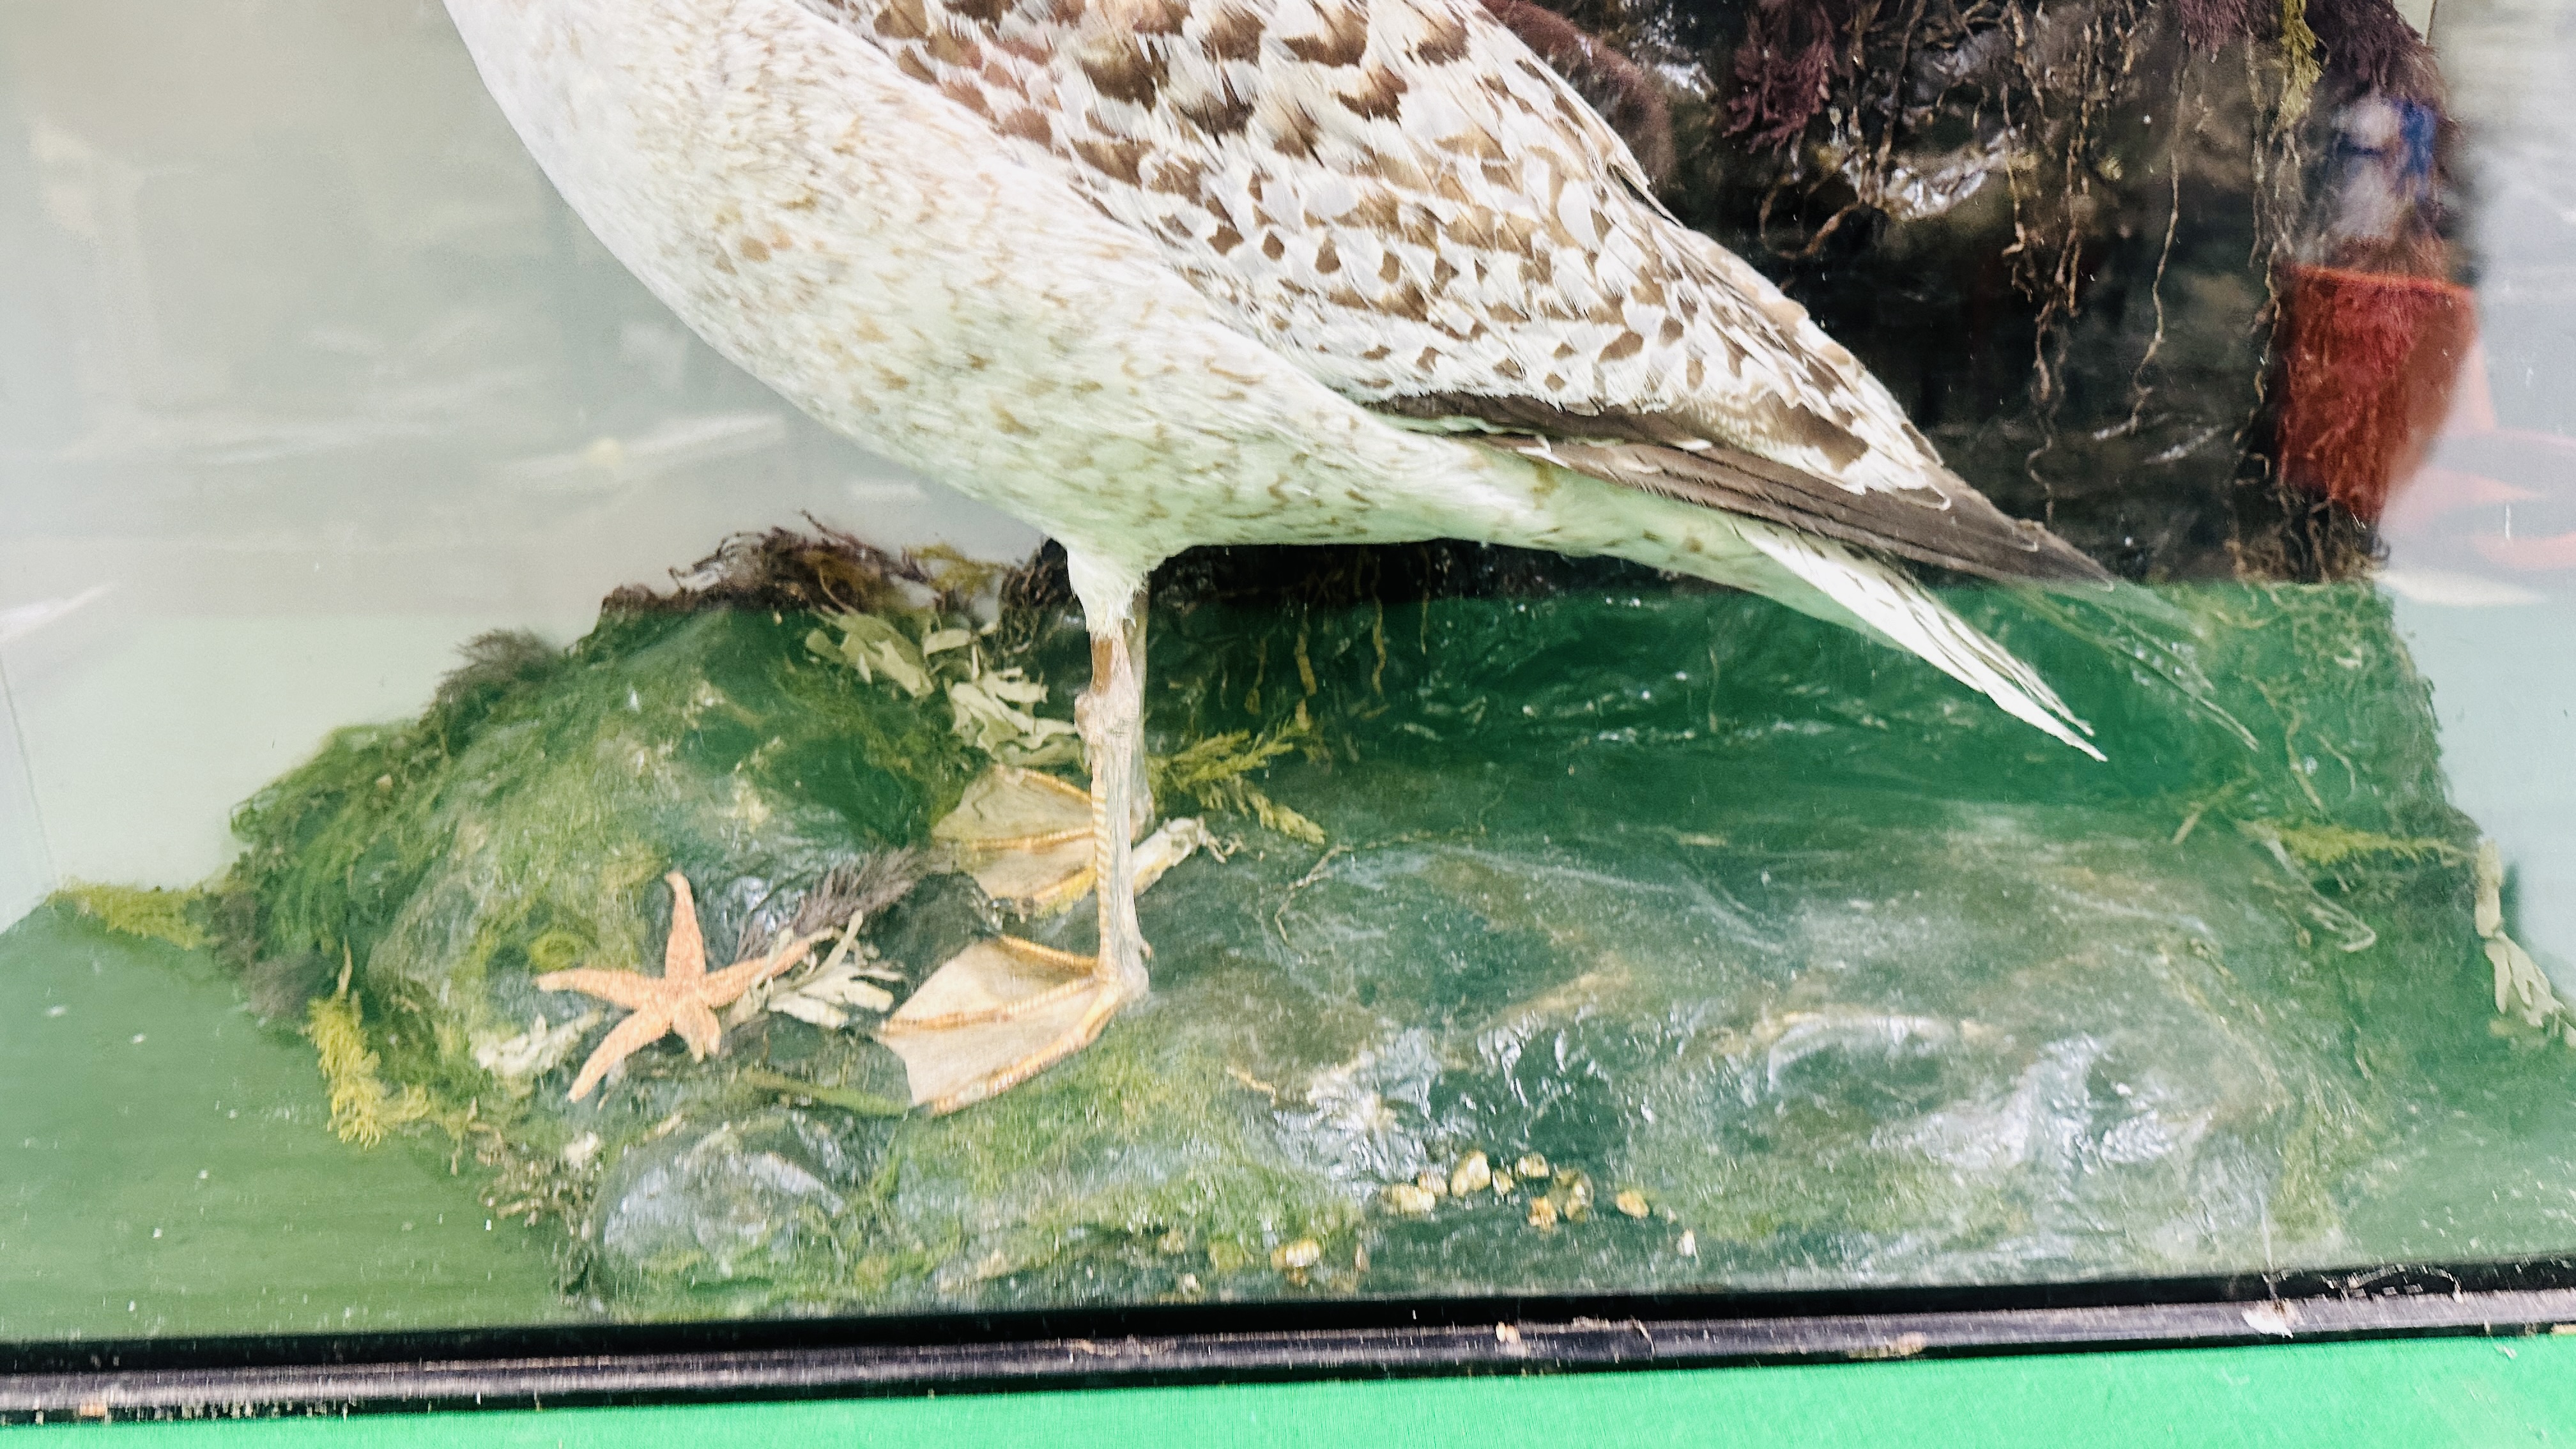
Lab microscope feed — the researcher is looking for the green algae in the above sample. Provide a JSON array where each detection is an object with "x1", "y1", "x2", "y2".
[
  {"x1": 187, "y1": 535, "x2": 2516, "y2": 1315},
  {"x1": 0, "y1": 904, "x2": 571, "y2": 1339}
]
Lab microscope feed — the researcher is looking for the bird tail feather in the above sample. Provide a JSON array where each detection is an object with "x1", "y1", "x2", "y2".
[{"x1": 1735, "y1": 523, "x2": 2107, "y2": 762}]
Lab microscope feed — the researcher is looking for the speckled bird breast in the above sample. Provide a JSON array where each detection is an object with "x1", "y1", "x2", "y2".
[{"x1": 441, "y1": 0, "x2": 1528, "y2": 580}]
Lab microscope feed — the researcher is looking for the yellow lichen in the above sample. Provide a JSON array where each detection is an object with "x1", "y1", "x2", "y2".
[
  {"x1": 1152, "y1": 721, "x2": 1326, "y2": 845},
  {"x1": 2253, "y1": 822, "x2": 2462, "y2": 872},
  {"x1": 2278, "y1": 0, "x2": 2321, "y2": 127},
  {"x1": 305, "y1": 993, "x2": 435, "y2": 1147},
  {"x1": 52, "y1": 882, "x2": 208, "y2": 951}
]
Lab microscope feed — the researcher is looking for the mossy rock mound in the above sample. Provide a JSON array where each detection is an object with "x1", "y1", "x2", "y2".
[{"x1": 210, "y1": 535, "x2": 2503, "y2": 1313}]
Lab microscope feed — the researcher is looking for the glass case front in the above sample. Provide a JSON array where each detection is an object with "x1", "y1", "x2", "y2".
[{"x1": 6, "y1": 0, "x2": 2576, "y2": 1362}]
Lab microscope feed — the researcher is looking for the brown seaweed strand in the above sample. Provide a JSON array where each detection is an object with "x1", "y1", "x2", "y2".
[
  {"x1": 1999, "y1": 0, "x2": 2153, "y2": 502},
  {"x1": 2118, "y1": 66, "x2": 2191, "y2": 440}
]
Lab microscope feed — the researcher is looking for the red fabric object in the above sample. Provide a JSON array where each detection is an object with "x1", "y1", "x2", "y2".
[
  {"x1": 2373, "y1": 342, "x2": 2576, "y2": 577},
  {"x1": 2276, "y1": 263, "x2": 2479, "y2": 523}
]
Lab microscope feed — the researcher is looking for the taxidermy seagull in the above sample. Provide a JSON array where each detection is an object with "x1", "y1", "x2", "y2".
[{"x1": 445, "y1": 0, "x2": 2112, "y2": 1112}]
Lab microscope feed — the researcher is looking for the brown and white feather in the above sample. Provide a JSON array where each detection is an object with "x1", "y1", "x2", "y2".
[
  {"x1": 441, "y1": 0, "x2": 2104, "y2": 755},
  {"x1": 803, "y1": 0, "x2": 2105, "y2": 582}
]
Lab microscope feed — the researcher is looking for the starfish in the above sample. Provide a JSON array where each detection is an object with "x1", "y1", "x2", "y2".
[{"x1": 535, "y1": 871, "x2": 828, "y2": 1101}]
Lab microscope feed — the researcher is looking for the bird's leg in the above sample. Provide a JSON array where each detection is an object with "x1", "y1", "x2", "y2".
[
  {"x1": 878, "y1": 587, "x2": 1194, "y2": 1114},
  {"x1": 1077, "y1": 594, "x2": 1153, "y2": 1006}
]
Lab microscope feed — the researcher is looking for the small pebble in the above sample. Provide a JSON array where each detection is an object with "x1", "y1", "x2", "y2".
[
  {"x1": 1515, "y1": 1153, "x2": 1550, "y2": 1180},
  {"x1": 1178, "y1": 1273, "x2": 1204, "y2": 1295},
  {"x1": 1415, "y1": 1169, "x2": 1448, "y2": 1198},
  {"x1": 1678, "y1": 1230, "x2": 1698, "y2": 1259},
  {"x1": 1382, "y1": 1183, "x2": 1438, "y2": 1215},
  {"x1": 1271, "y1": 1238, "x2": 1322, "y2": 1271},
  {"x1": 1490, "y1": 1169, "x2": 1515, "y2": 1195},
  {"x1": 1450, "y1": 1151, "x2": 1492, "y2": 1197},
  {"x1": 1527, "y1": 1196, "x2": 1560, "y2": 1230},
  {"x1": 1614, "y1": 1190, "x2": 1650, "y2": 1218}
]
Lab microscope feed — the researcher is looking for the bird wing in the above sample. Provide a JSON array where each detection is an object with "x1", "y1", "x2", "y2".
[{"x1": 806, "y1": 0, "x2": 2106, "y2": 583}]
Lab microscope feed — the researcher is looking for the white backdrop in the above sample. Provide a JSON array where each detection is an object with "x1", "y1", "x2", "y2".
[{"x1": 0, "y1": 1, "x2": 1036, "y2": 924}]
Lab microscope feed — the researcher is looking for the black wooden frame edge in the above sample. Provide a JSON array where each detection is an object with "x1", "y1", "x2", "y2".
[{"x1": 9, "y1": 1261, "x2": 2576, "y2": 1422}]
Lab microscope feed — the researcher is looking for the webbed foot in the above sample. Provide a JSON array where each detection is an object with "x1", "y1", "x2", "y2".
[
  {"x1": 877, "y1": 937, "x2": 1128, "y2": 1113},
  {"x1": 932, "y1": 765, "x2": 1100, "y2": 916},
  {"x1": 891, "y1": 765, "x2": 1216, "y2": 1112}
]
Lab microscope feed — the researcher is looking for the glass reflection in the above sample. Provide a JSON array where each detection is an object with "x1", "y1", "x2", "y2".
[{"x1": 4, "y1": 0, "x2": 2575, "y2": 1336}]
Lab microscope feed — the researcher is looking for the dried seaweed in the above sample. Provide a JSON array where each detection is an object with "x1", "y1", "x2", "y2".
[
  {"x1": 1724, "y1": 0, "x2": 1859, "y2": 152},
  {"x1": 787, "y1": 852, "x2": 933, "y2": 940},
  {"x1": 604, "y1": 519, "x2": 937, "y2": 617},
  {"x1": 2179, "y1": 0, "x2": 2257, "y2": 54},
  {"x1": 431, "y1": 631, "x2": 567, "y2": 733}
]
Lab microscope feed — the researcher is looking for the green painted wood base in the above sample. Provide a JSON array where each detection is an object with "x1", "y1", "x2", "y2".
[{"x1": 26, "y1": 1334, "x2": 2576, "y2": 1446}]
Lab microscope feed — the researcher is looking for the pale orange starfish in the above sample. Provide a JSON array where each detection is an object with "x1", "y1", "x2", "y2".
[{"x1": 535, "y1": 871, "x2": 827, "y2": 1101}]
